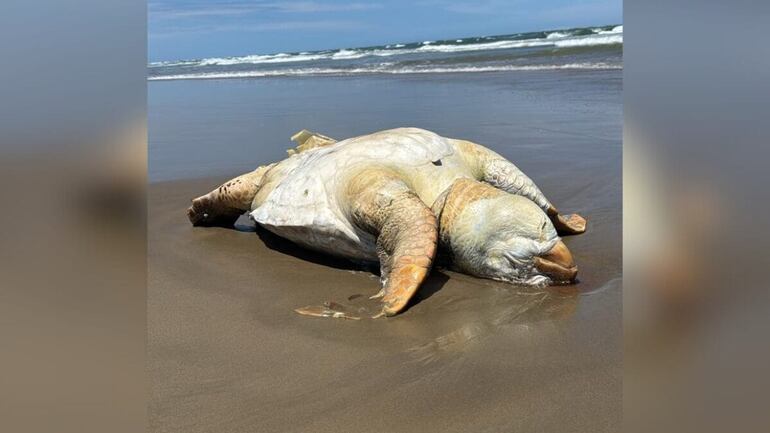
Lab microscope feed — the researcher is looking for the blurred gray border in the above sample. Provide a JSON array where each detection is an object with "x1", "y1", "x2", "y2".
[{"x1": 2, "y1": 0, "x2": 769, "y2": 432}]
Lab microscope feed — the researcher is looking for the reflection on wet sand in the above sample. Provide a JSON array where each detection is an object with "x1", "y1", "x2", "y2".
[
  {"x1": 408, "y1": 289, "x2": 575, "y2": 365},
  {"x1": 225, "y1": 210, "x2": 600, "y2": 375},
  {"x1": 150, "y1": 169, "x2": 620, "y2": 433}
]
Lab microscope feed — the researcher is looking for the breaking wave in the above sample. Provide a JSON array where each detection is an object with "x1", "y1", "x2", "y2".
[
  {"x1": 149, "y1": 25, "x2": 623, "y2": 69},
  {"x1": 148, "y1": 24, "x2": 622, "y2": 81}
]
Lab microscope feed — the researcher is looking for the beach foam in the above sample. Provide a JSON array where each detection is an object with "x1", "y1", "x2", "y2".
[
  {"x1": 149, "y1": 24, "x2": 623, "y2": 70},
  {"x1": 149, "y1": 63, "x2": 622, "y2": 81}
]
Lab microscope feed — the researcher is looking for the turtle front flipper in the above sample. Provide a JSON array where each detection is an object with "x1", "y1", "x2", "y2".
[
  {"x1": 548, "y1": 211, "x2": 587, "y2": 235},
  {"x1": 483, "y1": 155, "x2": 587, "y2": 235},
  {"x1": 453, "y1": 139, "x2": 587, "y2": 235},
  {"x1": 346, "y1": 168, "x2": 438, "y2": 317}
]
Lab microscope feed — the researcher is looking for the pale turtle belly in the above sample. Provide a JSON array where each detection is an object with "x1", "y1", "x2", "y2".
[
  {"x1": 249, "y1": 168, "x2": 377, "y2": 261},
  {"x1": 250, "y1": 127, "x2": 469, "y2": 261}
]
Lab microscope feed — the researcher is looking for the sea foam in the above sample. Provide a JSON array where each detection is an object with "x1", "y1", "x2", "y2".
[
  {"x1": 149, "y1": 25, "x2": 623, "y2": 69},
  {"x1": 148, "y1": 63, "x2": 622, "y2": 81}
]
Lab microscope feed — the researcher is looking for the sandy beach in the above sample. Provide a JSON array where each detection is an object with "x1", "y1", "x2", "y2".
[{"x1": 149, "y1": 70, "x2": 621, "y2": 432}]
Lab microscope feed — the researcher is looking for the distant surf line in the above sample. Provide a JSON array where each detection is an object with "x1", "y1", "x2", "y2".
[{"x1": 149, "y1": 25, "x2": 622, "y2": 69}]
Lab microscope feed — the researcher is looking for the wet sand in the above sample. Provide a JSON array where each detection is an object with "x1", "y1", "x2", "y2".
[{"x1": 149, "y1": 71, "x2": 621, "y2": 432}]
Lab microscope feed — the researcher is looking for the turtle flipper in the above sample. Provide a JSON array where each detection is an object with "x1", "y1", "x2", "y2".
[
  {"x1": 287, "y1": 129, "x2": 337, "y2": 155},
  {"x1": 187, "y1": 164, "x2": 274, "y2": 227},
  {"x1": 453, "y1": 139, "x2": 588, "y2": 235},
  {"x1": 346, "y1": 168, "x2": 438, "y2": 316},
  {"x1": 550, "y1": 212, "x2": 587, "y2": 235}
]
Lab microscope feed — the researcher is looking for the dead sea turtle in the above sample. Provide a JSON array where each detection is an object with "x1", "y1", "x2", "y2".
[{"x1": 187, "y1": 128, "x2": 586, "y2": 316}]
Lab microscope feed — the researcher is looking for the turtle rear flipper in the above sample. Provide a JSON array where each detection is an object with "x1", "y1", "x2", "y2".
[{"x1": 287, "y1": 129, "x2": 337, "y2": 155}]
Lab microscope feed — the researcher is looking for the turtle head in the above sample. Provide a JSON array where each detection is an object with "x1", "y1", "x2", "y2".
[{"x1": 435, "y1": 180, "x2": 577, "y2": 285}]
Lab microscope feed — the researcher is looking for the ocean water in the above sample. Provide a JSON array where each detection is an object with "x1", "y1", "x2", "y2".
[
  {"x1": 149, "y1": 70, "x2": 621, "y2": 182},
  {"x1": 149, "y1": 23, "x2": 622, "y2": 183},
  {"x1": 148, "y1": 24, "x2": 622, "y2": 81}
]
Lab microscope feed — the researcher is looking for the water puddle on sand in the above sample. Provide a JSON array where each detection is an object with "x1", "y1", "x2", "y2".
[
  {"x1": 295, "y1": 302, "x2": 364, "y2": 320},
  {"x1": 294, "y1": 292, "x2": 384, "y2": 320}
]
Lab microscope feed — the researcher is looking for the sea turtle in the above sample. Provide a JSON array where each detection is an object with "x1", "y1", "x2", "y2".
[{"x1": 187, "y1": 128, "x2": 586, "y2": 316}]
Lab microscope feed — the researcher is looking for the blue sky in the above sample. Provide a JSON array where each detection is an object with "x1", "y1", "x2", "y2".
[{"x1": 149, "y1": 0, "x2": 622, "y2": 61}]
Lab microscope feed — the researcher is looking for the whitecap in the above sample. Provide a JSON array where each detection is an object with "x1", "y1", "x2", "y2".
[
  {"x1": 546, "y1": 32, "x2": 569, "y2": 39},
  {"x1": 554, "y1": 34, "x2": 622, "y2": 47},
  {"x1": 332, "y1": 49, "x2": 364, "y2": 59},
  {"x1": 598, "y1": 25, "x2": 623, "y2": 35},
  {"x1": 149, "y1": 26, "x2": 623, "y2": 69}
]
